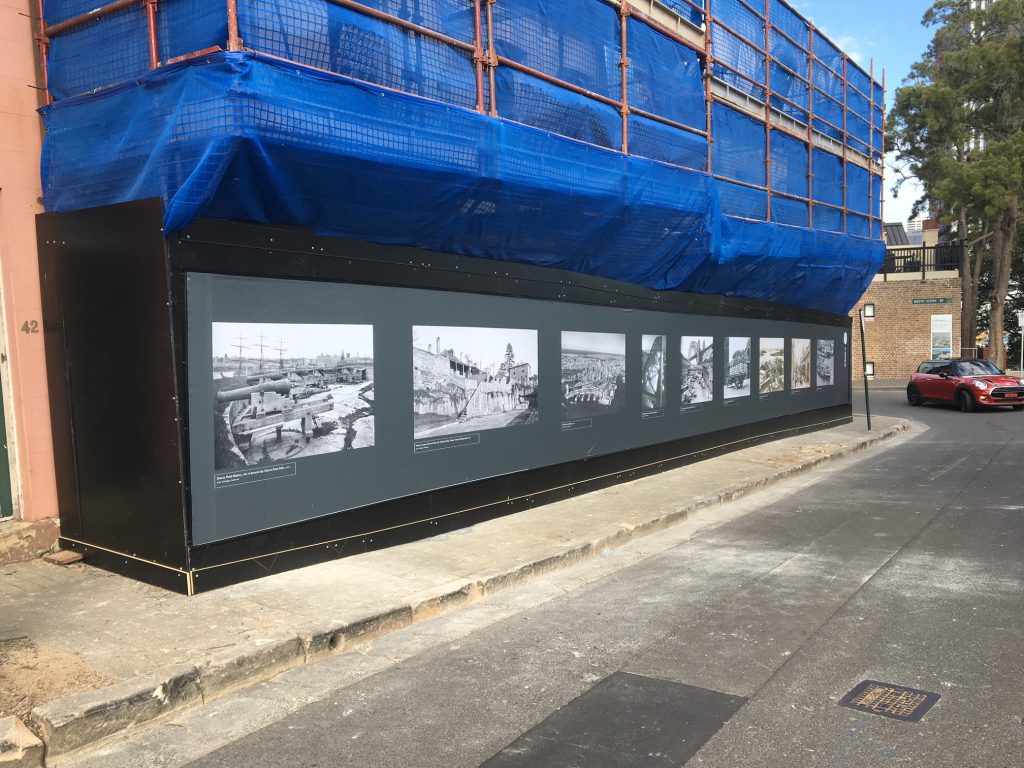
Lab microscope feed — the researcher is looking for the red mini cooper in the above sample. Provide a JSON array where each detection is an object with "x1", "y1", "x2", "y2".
[{"x1": 907, "y1": 359, "x2": 1024, "y2": 412}]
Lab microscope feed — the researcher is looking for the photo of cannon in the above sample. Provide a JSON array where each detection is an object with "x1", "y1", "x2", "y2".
[{"x1": 212, "y1": 322, "x2": 374, "y2": 471}]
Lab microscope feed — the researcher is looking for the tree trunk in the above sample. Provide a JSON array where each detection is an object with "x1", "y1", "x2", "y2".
[
  {"x1": 988, "y1": 198, "x2": 1020, "y2": 371},
  {"x1": 959, "y1": 211, "x2": 986, "y2": 359},
  {"x1": 962, "y1": 266, "x2": 975, "y2": 357}
]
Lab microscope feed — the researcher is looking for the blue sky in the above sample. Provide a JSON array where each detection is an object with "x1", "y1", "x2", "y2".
[{"x1": 790, "y1": 0, "x2": 935, "y2": 224}]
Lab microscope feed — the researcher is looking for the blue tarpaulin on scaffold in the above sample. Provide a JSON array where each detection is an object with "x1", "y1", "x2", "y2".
[{"x1": 39, "y1": 0, "x2": 886, "y2": 316}]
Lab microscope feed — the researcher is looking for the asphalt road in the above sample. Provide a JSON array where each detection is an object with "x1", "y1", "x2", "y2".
[{"x1": 70, "y1": 390, "x2": 1024, "y2": 768}]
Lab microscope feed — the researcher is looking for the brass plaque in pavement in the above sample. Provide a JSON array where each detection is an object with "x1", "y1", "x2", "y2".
[{"x1": 839, "y1": 680, "x2": 940, "y2": 722}]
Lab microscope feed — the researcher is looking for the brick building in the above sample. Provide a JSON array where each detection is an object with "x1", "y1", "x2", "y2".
[{"x1": 851, "y1": 223, "x2": 964, "y2": 381}]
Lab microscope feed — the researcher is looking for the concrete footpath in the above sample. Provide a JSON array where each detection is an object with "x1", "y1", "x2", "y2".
[{"x1": 0, "y1": 415, "x2": 907, "y2": 766}]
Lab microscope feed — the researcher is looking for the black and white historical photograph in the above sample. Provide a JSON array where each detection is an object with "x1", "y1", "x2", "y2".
[
  {"x1": 725, "y1": 337, "x2": 751, "y2": 398},
  {"x1": 792, "y1": 338, "x2": 811, "y2": 389},
  {"x1": 817, "y1": 339, "x2": 835, "y2": 386},
  {"x1": 561, "y1": 331, "x2": 627, "y2": 419},
  {"x1": 641, "y1": 335, "x2": 666, "y2": 412},
  {"x1": 412, "y1": 326, "x2": 539, "y2": 439},
  {"x1": 212, "y1": 322, "x2": 374, "y2": 471},
  {"x1": 759, "y1": 338, "x2": 785, "y2": 394},
  {"x1": 681, "y1": 336, "x2": 714, "y2": 405}
]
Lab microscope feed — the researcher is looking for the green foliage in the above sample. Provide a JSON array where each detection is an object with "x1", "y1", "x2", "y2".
[{"x1": 888, "y1": 0, "x2": 1024, "y2": 366}]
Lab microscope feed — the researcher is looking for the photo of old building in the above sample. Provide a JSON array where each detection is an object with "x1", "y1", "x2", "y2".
[
  {"x1": 792, "y1": 338, "x2": 811, "y2": 389},
  {"x1": 212, "y1": 323, "x2": 374, "y2": 471},
  {"x1": 642, "y1": 335, "x2": 666, "y2": 411},
  {"x1": 681, "y1": 336, "x2": 714, "y2": 405},
  {"x1": 561, "y1": 331, "x2": 627, "y2": 419},
  {"x1": 817, "y1": 339, "x2": 835, "y2": 386},
  {"x1": 413, "y1": 326, "x2": 539, "y2": 439},
  {"x1": 725, "y1": 337, "x2": 751, "y2": 398},
  {"x1": 759, "y1": 338, "x2": 785, "y2": 394}
]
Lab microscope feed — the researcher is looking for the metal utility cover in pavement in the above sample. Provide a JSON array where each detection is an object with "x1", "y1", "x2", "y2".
[{"x1": 839, "y1": 680, "x2": 940, "y2": 722}]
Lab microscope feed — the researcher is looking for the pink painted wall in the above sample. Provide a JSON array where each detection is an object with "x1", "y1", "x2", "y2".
[{"x1": 0, "y1": 0, "x2": 58, "y2": 521}]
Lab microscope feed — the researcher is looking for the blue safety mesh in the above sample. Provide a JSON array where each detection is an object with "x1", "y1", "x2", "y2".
[
  {"x1": 711, "y1": 24, "x2": 765, "y2": 102},
  {"x1": 771, "y1": 62, "x2": 808, "y2": 123},
  {"x1": 770, "y1": 0, "x2": 807, "y2": 47},
  {"x1": 661, "y1": 0, "x2": 705, "y2": 27},
  {"x1": 771, "y1": 196, "x2": 807, "y2": 227},
  {"x1": 813, "y1": 61, "x2": 843, "y2": 103},
  {"x1": 813, "y1": 90, "x2": 844, "y2": 141},
  {"x1": 771, "y1": 32, "x2": 807, "y2": 75},
  {"x1": 847, "y1": 114, "x2": 871, "y2": 156},
  {"x1": 356, "y1": 0, "x2": 475, "y2": 40},
  {"x1": 847, "y1": 163, "x2": 869, "y2": 214},
  {"x1": 811, "y1": 148, "x2": 843, "y2": 206},
  {"x1": 812, "y1": 31, "x2": 843, "y2": 75},
  {"x1": 493, "y1": 0, "x2": 619, "y2": 99},
  {"x1": 628, "y1": 115, "x2": 707, "y2": 171},
  {"x1": 717, "y1": 0, "x2": 764, "y2": 41},
  {"x1": 847, "y1": 62, "x2": 871, "y2": 97},
  {"x1": 719, "y1": 182, "x2": 768, "y2": 220},
  {"x1": 770, "y1": 130, "x2": 807, "y2": 197},
  {"x1": 848, "y1": 214, "x2": 870, "y2": 238},
  {"x1": 846, "y1": 83, "x2": 869, "y2": 117},
  {"x1": 683, "y1": 216, "x2": 882, "y2": 312},
  {"x1": 47, "y1": 8, "x2": 151, "y2": 100},
  {"x1": 627, "y1": 19, "x2": 704, "y2": 129},
  {"x1": 712, "y1": 103, "x2": 765, "y2": 186},
  {"x1": 44, "y1": 0, "x2": 112, "y2": 25},
  {"x1": 159, "y1": 0, "x2": 229, "y2": 63},
  {"x1": 813, "y1": 205, "x2": 842, "y2": 232},
  {"x1": 240, "y1": 0, "x2": 478, "y2": 108},
  {"x1": 39, "y1": 0, "x2": 887, "y2": 316},
  {"x1": 496, "y1": 67, "x2": 621, "y2": 149}
]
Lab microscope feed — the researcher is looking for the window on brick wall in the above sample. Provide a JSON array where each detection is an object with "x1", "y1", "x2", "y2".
[
  {"x1": 865, "y1": 361, "x2": 875, "y2": 377},
  {"x1": 863, "y1": 303, "x2": 875, "y2": 318}
]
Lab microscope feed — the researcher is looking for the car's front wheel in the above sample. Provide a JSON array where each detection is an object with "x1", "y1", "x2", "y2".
[
  {"x1": 907, "y1": 386, "x2": 922, "y2": 406},
  {"x1": 958, "y1": 389, "x2": 976, "y2": 413}
]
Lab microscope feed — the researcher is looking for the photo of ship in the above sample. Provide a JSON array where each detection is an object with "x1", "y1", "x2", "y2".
[
  {"x1": 413, "y1": 326, "x2": 538, "y2": 439},
  {"x1": 725, "y1": 337, "x2": 751, "y2": 398},
  {"x1": 759, "y1": 338, "x2": 785, "y2": 394},
  {"x1": 212, "y1": 323, "x2": 374, "y2": 471},
  {"x1": 792, "y1": 338, "x2": 811, "y2": 389},
  {"x1": 681, "y1": 336, "x2": 714, "y2": 405},
  {"x1": 561, "y1": 331, "x2": 626, "y2": 419},
  {"x1": 817, "y1": 339, "x2": 835, "y2": 386},
  {"x1": 641, "y1": 335, "x2": 666, "y2": 411}
]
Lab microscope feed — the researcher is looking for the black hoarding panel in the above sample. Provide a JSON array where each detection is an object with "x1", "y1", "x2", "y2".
[{"x1": 37, "y1": 201, "x2": 189, "y2": 569}]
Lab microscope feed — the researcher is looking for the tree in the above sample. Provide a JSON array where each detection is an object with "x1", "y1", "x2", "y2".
[
  {"x1": 498, "y1": 343, "x2": 515, "y2": 377},
  {"x1": 888, "y1": 0, "x2": 1024, "y2": 367}
]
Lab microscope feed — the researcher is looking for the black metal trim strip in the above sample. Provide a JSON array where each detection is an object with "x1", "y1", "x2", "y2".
[{"x1": 172, "y1": 218, "x2": 849, "y2": 328}]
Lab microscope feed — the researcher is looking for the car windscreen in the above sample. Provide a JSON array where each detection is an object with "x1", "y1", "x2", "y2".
[{"x1": 953, "y1": 361, "x2": 1003, "y2": 376}]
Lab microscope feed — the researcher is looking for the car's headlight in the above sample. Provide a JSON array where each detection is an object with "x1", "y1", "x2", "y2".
[
  {"x1": 973, "y1": 380, "x2": 989, "y2": 390},
  {"x1": 1018, "y1": 378, "x2": 1024, "y2": 387}
]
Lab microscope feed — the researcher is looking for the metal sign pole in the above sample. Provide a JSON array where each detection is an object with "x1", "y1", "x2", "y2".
[
  {"x1": 859, "y1": 309, "x2": 871, "y2": 431},
  {"x1": 1017, "y1": 310, "x2": 1024, "y2": 375}
]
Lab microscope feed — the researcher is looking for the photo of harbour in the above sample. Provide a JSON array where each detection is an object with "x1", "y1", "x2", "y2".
[
  {"x1": 725, "y1": 337, "x2": 751, "y2": 398},
  {"x1": 681, "y1": 336, "x2": 714, "y2": 405},
  {"x1": 792, "y1": 338, "x2": 811, "y2": 389},
  {"x1": 759, "y1": 338, "x2": 785, "y2": 394},
  {"x1": 212, "y1": 323, "x2": 374, "y2": 472},
  {"x1": 413, "y1": 326, "x2": 538, "y2": 439},
  {"x1": 561, "y1": 331, "x2": 627, "y2": 419},
  {"x1": 817, "y1": 339, "x2": 835, "y2": 386},
  {"x1": 641, "y1": 335, "x2": 666, "y2": 412}
]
